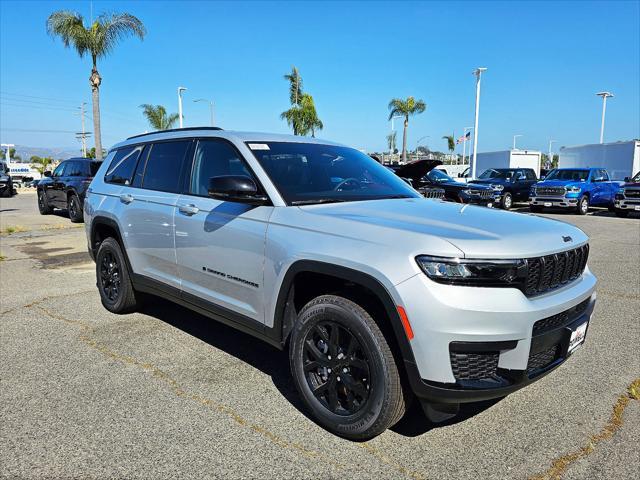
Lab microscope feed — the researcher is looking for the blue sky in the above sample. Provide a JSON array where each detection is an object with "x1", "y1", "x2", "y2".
[{"x1": 1, "y1": 0, "x2": 638, "y2": 155}]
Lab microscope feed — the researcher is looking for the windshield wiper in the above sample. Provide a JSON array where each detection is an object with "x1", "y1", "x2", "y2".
[{"x1": 291, "y1": 198, "x2": 348, "y2": 205}]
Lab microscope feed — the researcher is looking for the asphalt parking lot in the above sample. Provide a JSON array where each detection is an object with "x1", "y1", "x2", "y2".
[{"x1": 1, "y1": 191, "x2": 639, "y2": 480}]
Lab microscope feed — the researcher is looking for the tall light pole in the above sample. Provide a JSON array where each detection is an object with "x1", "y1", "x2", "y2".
[
  {"x1": 596, "y1": 91, "x2": 613, "y2": 144},
  {"x1": 1, "y1": 143, "x2": 14, "y2": 164},
  {"x1": 194, "y1": 98, "x2": 214, "y2": 127},
  {"x1": 471, "y1": 67, "x2": 487, "y2": 179},
  {"x1": 512, "y1": 134, "x2": 523, "y2": 150},
  {"x1": 177, "y1": 86, "x2": 187, "y2": 128},
  {"x1": 548, "y1": 139, "x2": 557, "y2": 168},
  {"x1": 462, "y1": 126, "x2": 473, "y2": 165}
]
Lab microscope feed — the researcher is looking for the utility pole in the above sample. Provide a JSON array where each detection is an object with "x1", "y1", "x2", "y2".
[
  {"x1": 178, "y1": 86, "x2": 187, "y2": 128},
  {"x1": 471, "y1": 67, "x2": 487, "y2": 179},
  {"x1": 75, "y1": 102, "x2": 89, "y2": 157},
  {"x1": 596, "y1": 91, "x2": 613, "y2": 144}
]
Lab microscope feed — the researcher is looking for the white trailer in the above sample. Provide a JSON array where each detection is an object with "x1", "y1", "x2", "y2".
[
  {"x1": 457, "y1": 150, "x2": 541, "y2": 181},
  {"x1": 559, "y1": 141, "x2": 640, "y2": 181}
]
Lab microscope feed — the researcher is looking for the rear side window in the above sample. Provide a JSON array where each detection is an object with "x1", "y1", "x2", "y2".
[
  {"x1": 141, "y1": 141, "x2": 190, "y2": 193},
  {"x1": 66, "y1": 161, "x2": 84, "y2": 177},
  {"x1": 105, "y1": 146, "x2": 143, "y2": 185},
  {"x1": 525, "y1": 169, "x2": 536, "y2": 180},
  {"x1": 189, "y1": 139, "x2": 253, "y2": 196},
  {"x1": 82, "y1": 161, "x2": 101, "y2": 177}
]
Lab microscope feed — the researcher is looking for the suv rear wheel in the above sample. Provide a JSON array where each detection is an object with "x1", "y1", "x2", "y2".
[
  {"x1": 67, "y1": 193, "x2": 84, "y2": 223},
  {"x1": 289, "y1": 295, "x2": 406, "y2": 440},
  {"x1": 96, "y1": 237, "x2": 139, "y2": 314}
]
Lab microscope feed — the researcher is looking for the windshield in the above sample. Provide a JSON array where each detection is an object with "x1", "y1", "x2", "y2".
[
  {"x1": 545, "y1": 169, "x2": 589, "y2": 181},
  {"x1": 426, "y1": 169, "x2": 453, "y2": 183},
  {"x1": 247, "y1": 142, "x2": 420, "y2": 204},
  {"x1": 478, "y1": 169, "x2": 517, "y2": 180}
]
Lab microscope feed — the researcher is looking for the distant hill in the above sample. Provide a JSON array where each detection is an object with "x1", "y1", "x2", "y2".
[{"x1": 4, "y1": 145, "x2": 83, "y2": 162}]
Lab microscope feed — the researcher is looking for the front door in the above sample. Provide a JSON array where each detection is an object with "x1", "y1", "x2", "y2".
[{"x1": 174, "y1": 138, "x2": 272, "y2": 323}]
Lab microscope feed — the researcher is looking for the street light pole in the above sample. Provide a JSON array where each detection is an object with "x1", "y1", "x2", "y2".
[
  {"x1": 596, "y1": 91, "x2": 613, "y2": 144},
  {"x1": 548, "y1": 139, "x2": 557, "y2": 168},
  {"x1": 471, "y1": 67, "x2": 487, "y2": 179},
  {"x1": 512, "y1": 134, "x2": 523, "y2": 150},
  {"x1": 194, "y1": 98, "x2": 214, "y2": 127},
  {"x1": 178, "y1": 87, "x2": 187, "y2": 128}
]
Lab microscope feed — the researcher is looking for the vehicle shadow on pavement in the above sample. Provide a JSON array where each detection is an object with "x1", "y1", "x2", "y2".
[{"x1": 138, "y1": 296, "x2": 313, "y2": 419}]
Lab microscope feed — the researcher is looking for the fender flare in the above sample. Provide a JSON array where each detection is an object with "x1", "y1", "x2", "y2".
[{"x1": 272, "y1": 260, "x2": 418, "y2": 367}]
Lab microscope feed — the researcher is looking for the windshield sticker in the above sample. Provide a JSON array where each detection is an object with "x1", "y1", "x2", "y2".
[{"x1": 248, "y1": 143, "x2": 270, "y2": 150}]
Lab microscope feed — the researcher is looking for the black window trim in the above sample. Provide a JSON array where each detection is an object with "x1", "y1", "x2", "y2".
[{"x1": 104, "y1": 145, "x2": 144, "y2": 186}]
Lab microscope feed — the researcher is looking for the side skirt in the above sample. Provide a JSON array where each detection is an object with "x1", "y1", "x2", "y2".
[{"x1": 131, "y1": 274, "x2": 283, "y2": 350}]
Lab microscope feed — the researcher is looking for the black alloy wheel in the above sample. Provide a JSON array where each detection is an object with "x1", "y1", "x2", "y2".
[
  {"x1": 68, "y1": 194, "x2": 83, "y2": 223},
  {"x1": 37, "y1": 190, "x2": 52, "y2": 214},
  {"x1": 303, "y1": 321, "x2": 371, "y2": 415},
  {"x1": 99, "y1": 250, "x2": 121, "y2": 303}
]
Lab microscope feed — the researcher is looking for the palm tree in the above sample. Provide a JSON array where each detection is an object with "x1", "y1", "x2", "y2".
[
  {"x1": 299, "y1": 94, "x2": 323, "y2": 137},
  {"x1": 140, "y1": 104, "x2": 179, "y2": 131},
  {"x1": 442, "y1": 134, "x2": 455, "y2": 161},
  {"x1": 284, "y1": 66, "x2": 303, "y2": 106},
  {"x1": 388, "y1": 97, "x2": 426, "y2": 163},
  {"x1": 47, "y1": 11, "x2": 146, "y2": 160},
  {"x1": 30, "y1": 156, "x2": 53, "y2": 175},
  {"x1": 280, "y1": 67, "x2": 323, "y2": 136}
]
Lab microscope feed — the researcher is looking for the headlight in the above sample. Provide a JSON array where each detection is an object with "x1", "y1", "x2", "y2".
[
  {"x1": 491, "y1": 184, "x2": 504, "y2": 191},
  {"x1": 567, "y1": 186, "x2": 581, "y2": 193},
  {"x1": 416, "y1": 255, "x2": 526, "y2": 287}
]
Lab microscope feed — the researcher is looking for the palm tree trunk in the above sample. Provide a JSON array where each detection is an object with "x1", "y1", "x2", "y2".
[
  {"x1": 89, "y1": 61, "x2": 103, "y2": 161},
  {"x1": 402, "y1": 117, "x2": 408, "y2": 163}
]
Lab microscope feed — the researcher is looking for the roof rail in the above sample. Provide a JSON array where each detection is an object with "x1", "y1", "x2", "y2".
[{"x1": 126, "y1": 126, "x2": 223, "y2": 140}]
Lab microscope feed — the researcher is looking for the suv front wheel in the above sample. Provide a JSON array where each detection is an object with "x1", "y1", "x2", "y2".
[
  {"x1": 96, "y1": 237, "x2": 139, "y2": 314},
  {"x1": 289, "y1": 295, "x2": 406, "y2": 440}
]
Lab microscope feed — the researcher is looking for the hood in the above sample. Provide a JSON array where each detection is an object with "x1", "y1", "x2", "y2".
[
  {"x1": 299, "y1": 198, "x2": 588, "y2": 259},
  {"x1": 392, "y1": 160, "x2": 442, "y2": 182},
  {"x1": 536, "y1": 179, "x2": 586, "y2": 188}
]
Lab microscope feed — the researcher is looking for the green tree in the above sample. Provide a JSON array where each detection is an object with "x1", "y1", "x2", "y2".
[
  {"x1": 284, "y1": 66, "x2": 303, "y2": 106},
  {"x1": 280, "y1": 66, "x2": 323, "y2": 136},
  {"x1": 442, "y1": 134, "x2": 455, "y2": 159},
  {"x1": 31, "y1": 156, "x2": 53, "y2": 175},
  {"x1": 386, "y1": 131, "x2": 397, "y2": 153},
  {"x1": 298, "y1": 94, "x2": 323, "y2": 137},
  {"x1": 139, "y1": 104, "x2": 179, "y2": 131},
  {"x1": 388, "y1": 97, "x2": 426, "y2": 163},
  {"x1": 47, "y1": 10, "x2": 146, "y2": 160},
  {"x1": 87, "y1": 147, "x2": 107, "y2": 159},
  {"x1": 1, "y1": 147, "x2": 20, "y2": 161}
]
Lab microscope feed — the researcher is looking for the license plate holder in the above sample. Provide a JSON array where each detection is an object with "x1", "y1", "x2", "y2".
[{"x1": 568, "y1": 321, "x2": 588, "y2": 354}]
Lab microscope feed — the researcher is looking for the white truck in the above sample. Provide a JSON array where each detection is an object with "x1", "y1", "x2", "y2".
[
  {"x1": 559, "y1": 141, "x2": 640, "y2": 181},
  {"x1": 456, "y1": 150, "x2": 542, "y2": 182}
]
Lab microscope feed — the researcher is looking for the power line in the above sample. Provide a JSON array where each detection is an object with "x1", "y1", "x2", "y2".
[
  {"x1": 0, "y1": 128, "x2": 79, "y2": 133},
  {"x1": 0, "y1": 91, "x2": 80, "y2": 105},
  {"x1": 0, "y1": 101, "x2": 79, "y2": 112}
]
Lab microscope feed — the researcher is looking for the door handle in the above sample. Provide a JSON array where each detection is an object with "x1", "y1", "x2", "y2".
[
  {"x1": 119, "y1": 193, "x2": 134, "y2": 204},
  {"x1": 178, "y1": 204, "x2": 199, "y2": 215}
]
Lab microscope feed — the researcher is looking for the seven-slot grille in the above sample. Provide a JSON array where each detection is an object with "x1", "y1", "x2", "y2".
[
  {"x1": 623, "y1": 187, "x2": 640, "y2": 199},
  {"x1": 524, "y1": 244, "x2": 589, "y2": 296},
  {"x1": 468, "y1": 189, "x2": 494, "y2": 199},
  {"x1": 535, "y1": 186, "x2": 565, "y2": 197}
]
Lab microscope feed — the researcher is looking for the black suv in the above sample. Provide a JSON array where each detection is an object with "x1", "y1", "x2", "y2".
[{"x1": 37, "y1": 158, "x2": 101, "y2": 222}]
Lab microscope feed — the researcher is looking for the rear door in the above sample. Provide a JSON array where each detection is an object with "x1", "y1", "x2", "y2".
[
  {"x1": 48, "y1": 161, "x2": 68, "y2": 206},
  {"x1": 174, "y1": 138, "x2": 272, "y2": 323},
  {"x1": 118, "y1": 140, "x2": 192, "y2": 290}
]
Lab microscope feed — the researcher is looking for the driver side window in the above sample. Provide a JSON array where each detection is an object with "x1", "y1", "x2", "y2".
[
  {"x1": 189, "y1": 139, "x2": 254, "y2": 197},
  {"x1": 52, "y1": 163, "x2": 66, "y2": 178}
]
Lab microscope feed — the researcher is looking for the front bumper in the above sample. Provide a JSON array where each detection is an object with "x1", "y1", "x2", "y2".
[
  {"x1": 614, "y1": 198, "x2": 640, "y2": 211},
  {"x1": 529, "y1": 196, "x2": 578, "y2": 208},
  {"x1": 395, "y1": 268, "x2": 597, "y2": 403}
]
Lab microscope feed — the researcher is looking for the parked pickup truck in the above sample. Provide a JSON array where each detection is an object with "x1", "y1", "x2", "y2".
[
  {"x1": 529, "y1": 168, "x2": 622, "y2": 215},
  {"x1": 613, "y1": 171, "x2": 640, "y2": 217}
]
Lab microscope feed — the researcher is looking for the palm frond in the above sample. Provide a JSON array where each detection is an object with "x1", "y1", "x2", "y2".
[
  {"x1": 46, "y1": 11, "x2": 90, "y2": 58},
  {"x1": 93, "y1": 13, "x2": 146, "y2": 60}
]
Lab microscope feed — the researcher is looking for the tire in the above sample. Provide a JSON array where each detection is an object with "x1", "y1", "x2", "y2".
[
  {"x1": 501, "y1": 192, "x2": 513, "y2": 210},
  {"x1": 529, "y1": 205, "x2": 543, "y2": 213},
  {"x1": 37, "y1": 190, "x2": 53, "y2": 214},
  {"x1": 615, "y1": 209, "x2": 629, "y2": 218},
  {"x1": 577, "y1": 195, "x2": 589, "y2": 215},
  {"x1": 67, "y1": 193, "x2": 84, "y2": 223},
  {"x1": 289, "y1": 295, "x2": 406, "y2": 440},
  {"x1": 95, "y1": 237, "x2": 138, "y2": 314}
]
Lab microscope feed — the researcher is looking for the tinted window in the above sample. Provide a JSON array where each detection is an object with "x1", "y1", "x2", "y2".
[
  {"x1": 525, "y1": 169, "x2": 537, "y2": 180},
  {"x1": 80, "y1": 161, "x2": 101, "y2": 177},
  {"x1": 142, "y1": 141, "x2": 190, "y2": 193},
  {"x1": 66, "y1": 161, "x2": 83, "y2": 177},
  {"x1": 248, "y1": 142, "x2": 419, "y2": 204},
  {"x1": 52, "y1": 162, "x2": 66, "y2": 177},
  {"x1": 190, "y1": 140, "x2": 253, "y2": 196},
  {"x1": 545, "y1": 169, "x2": 589, "y2": 181},
  {"x1": 105, "y1": 146, "x2": 143, "y2": 185},
  {"x1": 426, "y1": 169, "x2": 453, "y2": 183}
]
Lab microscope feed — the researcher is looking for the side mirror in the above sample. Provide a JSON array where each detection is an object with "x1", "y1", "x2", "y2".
[
  {"x1": 208, "y1": 175, "x2": 268, "y2": 205},
  {"x1": 43, "y1": 171, "x2": 52, "y2": 177}
]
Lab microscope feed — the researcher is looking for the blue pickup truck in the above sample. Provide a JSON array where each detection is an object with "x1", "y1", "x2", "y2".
[{"x1": 529, "y1": 167, "x2": 622, "y2": 215}]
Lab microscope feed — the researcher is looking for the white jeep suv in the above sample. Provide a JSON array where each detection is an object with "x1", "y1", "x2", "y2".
[{"x1": 85, "y1": 128, "x2": 596, "y2": 440}]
